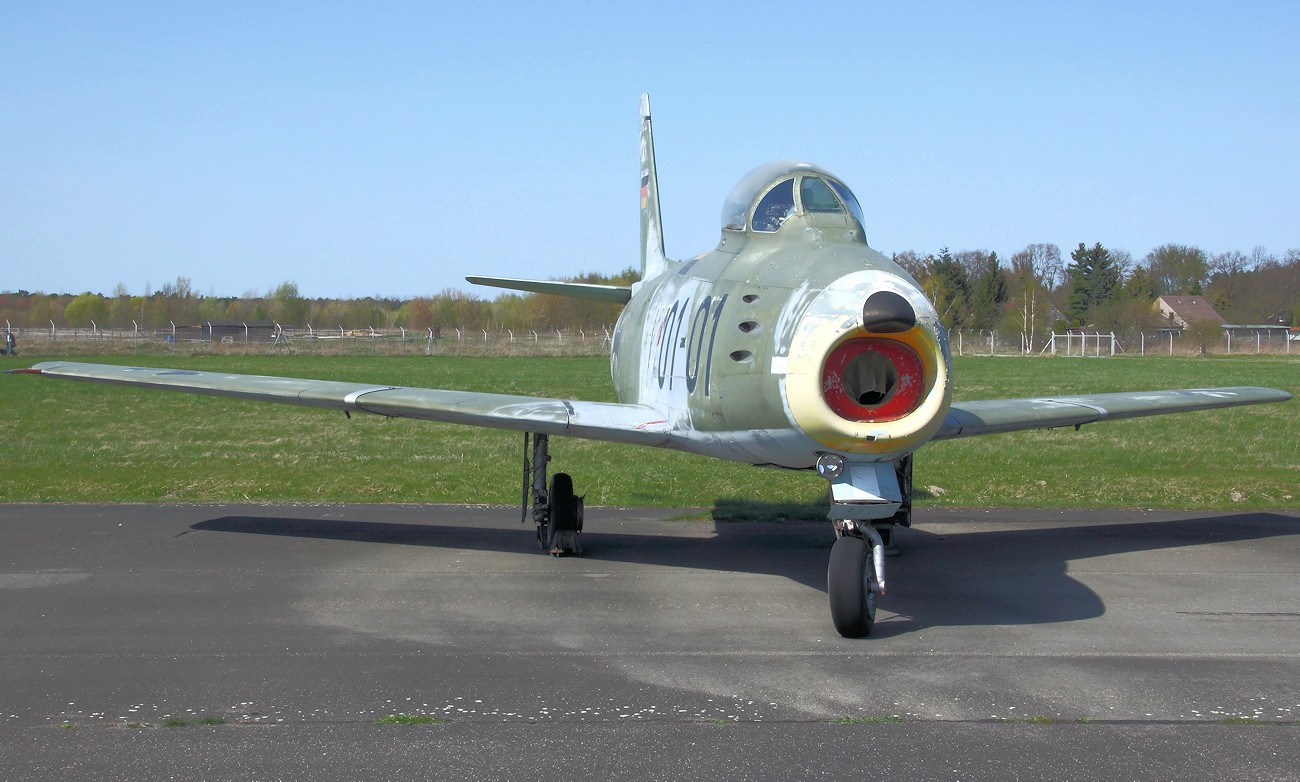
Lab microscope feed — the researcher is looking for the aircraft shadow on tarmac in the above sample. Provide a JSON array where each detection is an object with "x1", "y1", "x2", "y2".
[{"x1": 191, "y1": 511, "x2": 1299, "y2": 637}]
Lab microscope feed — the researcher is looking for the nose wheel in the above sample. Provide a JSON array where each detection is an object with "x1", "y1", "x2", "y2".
[{"x1": 828, "y1": 534, "x2": 879, "y2": 637}]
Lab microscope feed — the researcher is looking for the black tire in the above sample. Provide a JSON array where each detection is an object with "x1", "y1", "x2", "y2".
[
  {"x1": 828, "y1": 535, "x2": 876, "y2": 638},
  {"x1": 546, "y1": 473, "x2": 578, "y2": 550}
]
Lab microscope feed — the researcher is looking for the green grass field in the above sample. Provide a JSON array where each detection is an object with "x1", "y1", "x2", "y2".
[{"x1": 2, "y1": 352, "x2": 1296, "y2": 512}]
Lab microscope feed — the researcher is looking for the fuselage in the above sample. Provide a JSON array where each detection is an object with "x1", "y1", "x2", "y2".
[{"x1": 611, "y1": 162, "x2": 953, "y2": 470}]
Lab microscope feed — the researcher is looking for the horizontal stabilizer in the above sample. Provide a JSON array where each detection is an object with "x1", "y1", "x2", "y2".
[{"x1": 466, "y1": 276, "x2": 632, "y2": 304}]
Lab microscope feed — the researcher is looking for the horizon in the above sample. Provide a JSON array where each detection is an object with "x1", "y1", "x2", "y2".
[{"x1": 4, "y1": 2, "x2": 1298, "y2": 300}]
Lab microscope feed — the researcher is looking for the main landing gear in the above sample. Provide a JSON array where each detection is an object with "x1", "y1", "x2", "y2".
[{"x1": 522, "y1": 433, "x2": 583, "y2": 556}]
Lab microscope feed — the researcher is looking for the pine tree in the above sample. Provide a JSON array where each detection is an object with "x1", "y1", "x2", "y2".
[{"x1": 1066, "y1": 242, "x2": 1121, "y2": 323}]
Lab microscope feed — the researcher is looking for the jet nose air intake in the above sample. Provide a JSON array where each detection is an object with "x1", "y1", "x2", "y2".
[{"x1": 782, "y1": 269, "x2": 953, "y2": 457}]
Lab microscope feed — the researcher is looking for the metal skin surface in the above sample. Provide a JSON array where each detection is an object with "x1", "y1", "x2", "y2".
[
  {"x1": 609, "y1": 196, "x2": 952, "y2": 468},
  {"x1": 15, "y1": 94, "x2": 1293, "y2": 636}
]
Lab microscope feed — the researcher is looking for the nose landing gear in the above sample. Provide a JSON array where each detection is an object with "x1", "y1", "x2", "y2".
[
  {"x1": 820, "y1": 454, "x2": 911, "y2": 637},
  {"x1": 828, "y1": 523, "x2": 886, "y2": 637}
]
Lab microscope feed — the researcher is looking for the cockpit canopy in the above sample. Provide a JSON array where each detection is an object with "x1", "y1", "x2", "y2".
[{"x1": 721, "y1": 160, "x2": 867, "y2": 236}]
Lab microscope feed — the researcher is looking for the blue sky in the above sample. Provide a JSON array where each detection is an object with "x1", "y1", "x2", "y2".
[{"x1": 3, "y1": 1, "x2": 1297, "y2": 299}]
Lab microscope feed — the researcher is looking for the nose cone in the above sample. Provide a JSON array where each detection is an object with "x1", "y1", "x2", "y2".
[
  {"x1": 861, "y1": 290, "x2": 916, "y2": 333},
  {"x1": 781, "y1": 268, "x2": 952, "y2": 459}
]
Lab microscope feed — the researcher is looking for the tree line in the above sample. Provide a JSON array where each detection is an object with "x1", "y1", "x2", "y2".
[
  {"x1": 0, "y1": 269, "x2": 639, "y2": 334},
  {"x1": 3, "y1": 246, "x2": 1297, "y2": 349},
  {"x1": 894, "y1": 243, "x2": 1299, "y2": 349}
]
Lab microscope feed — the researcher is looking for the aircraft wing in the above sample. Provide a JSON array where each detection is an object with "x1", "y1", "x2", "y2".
[
  {"x1": 934, "y1": 387, "x2": 1291, "y2": 440},
  {"x1": 17, "y1": 361, "x2": 672, "y2": 447}
]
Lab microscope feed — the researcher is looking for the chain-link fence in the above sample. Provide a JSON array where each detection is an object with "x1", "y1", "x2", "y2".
[
  {"x1": 6, "y1": 322, "x2": 1296, "y2": 359},
  {"x1": 950, "y1": 328, "x2": 1297, "y2": 358},
  {"x1": 1, "y1": 324, "x2": 615, "y2": 358}
]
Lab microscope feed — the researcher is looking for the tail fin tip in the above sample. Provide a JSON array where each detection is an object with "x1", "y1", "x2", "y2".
[{"x1": 639, "y1": 93, "x2": 669, "y2": 280}]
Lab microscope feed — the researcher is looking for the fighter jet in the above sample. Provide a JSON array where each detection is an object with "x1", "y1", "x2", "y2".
[{"x1": 14, "y1": 95, "x2": 1290, "y2": 637}]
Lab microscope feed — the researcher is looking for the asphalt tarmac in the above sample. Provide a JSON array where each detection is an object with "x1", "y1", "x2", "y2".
[{"x1": 2, "y1": 503, "x2": 1298, "y2": 781}]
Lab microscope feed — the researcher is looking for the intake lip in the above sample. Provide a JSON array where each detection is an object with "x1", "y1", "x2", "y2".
[{"x1": 861, "y1": 290, "x2": 916, "y2": 333}]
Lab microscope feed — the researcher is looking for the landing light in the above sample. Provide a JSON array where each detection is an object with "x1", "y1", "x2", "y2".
[{"x1": 815, "y1": 453, "x2": 846, "y2": 480}]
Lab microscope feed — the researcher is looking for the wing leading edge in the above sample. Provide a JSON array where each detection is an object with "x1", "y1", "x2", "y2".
[
  {"x1": 935, "y1": 387, "x2": 1291, "y2": 440},
  {"x1": 22, "y1": 361, "x2": 672, "y2": 448}
]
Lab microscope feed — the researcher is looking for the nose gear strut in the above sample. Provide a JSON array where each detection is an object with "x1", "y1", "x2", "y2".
[{"x1": 821, "y1": 455, "x2": 912, "y2": 637}]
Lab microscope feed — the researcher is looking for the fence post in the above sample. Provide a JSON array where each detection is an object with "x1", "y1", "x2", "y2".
[
  {"x1": 1169, "y1": 332, "x2": 1173, "y2": 356},
  {"x1": 1226, "y1": 331, "x2": 1232, "y2": 355},
  {"x1": 556, "y1": 330, "x2": 563, "y2": 344}
]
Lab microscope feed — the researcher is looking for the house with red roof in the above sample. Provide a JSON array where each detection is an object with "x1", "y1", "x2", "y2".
[{"x1": 1154, "y1": 295, "x2": 1225, "y2": 330}]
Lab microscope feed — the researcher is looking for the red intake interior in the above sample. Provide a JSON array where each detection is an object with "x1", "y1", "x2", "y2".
[{"x1": 822, "y1": 338, "x2": 925, "y2": 422}]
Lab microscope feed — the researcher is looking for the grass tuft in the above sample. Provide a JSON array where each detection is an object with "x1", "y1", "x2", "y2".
[{"x1": 162, "y1": 718, "x2": 187, "y2": 728}]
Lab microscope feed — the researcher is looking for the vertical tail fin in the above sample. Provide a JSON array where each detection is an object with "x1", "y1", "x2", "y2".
[{"x1": 639, "y1": 93, "x2": 670, "y2": 280}]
